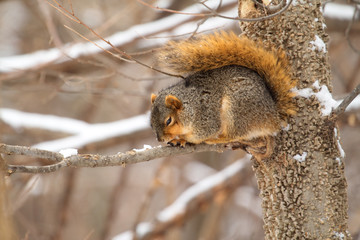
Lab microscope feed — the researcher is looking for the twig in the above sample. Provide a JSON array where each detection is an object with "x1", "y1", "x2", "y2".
[
  {"x1": 136, "y1": 0, "x2": 208, "y2": 17},
  {"x1": 0, "y1": 144, "x2": 63, "y2": 162},
  {"x1": 1, "y1": 143, "x2": 228, "y2": 175},
  {"x1": 139, "y1": 0, "x2": 291, "y2": 22},
  {"x1": 47, "y1": 0, "x2": 185, "y2": 79},
  {"x1": 332, "y1": 83, "x2": 360, "y2": 119},
  {"x1": 63, "y1": 25, "x2": 133, "y2": 63},
  {"x1": 200, "y1": 0, "x2": 292, "y2": 22}
]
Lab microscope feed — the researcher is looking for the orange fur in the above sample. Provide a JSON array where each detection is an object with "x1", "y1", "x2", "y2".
[{"x1": 158, "y1": 31, "x2": 297, "y2": 119}]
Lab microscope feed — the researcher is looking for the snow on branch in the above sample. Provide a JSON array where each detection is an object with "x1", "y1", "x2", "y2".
[
  {"x1": 0, "y1": 108, "x2": 150, "y2": 151},
  {"x1": 112, "y1": 156, "x2": 250, "y2": 240},
  {"x1": 0, "y1": 0, "x2": 237, "y2": 73},
  {"x1": 32, "y1": 113, "x2": 150, "y2": 151},
  {"x1": 293, "y1": 82, "x2": 360, "y2": 117},
  {"x1": 0, "y1": 108, "x2": 90, "y2": 134}
]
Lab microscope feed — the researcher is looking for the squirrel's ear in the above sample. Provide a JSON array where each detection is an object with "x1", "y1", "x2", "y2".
[
  {"x1": 151, "y1": 93, "x2": 157, "y2": 104},
  {"x1": 165, "y1": 95, "x2": 183, "y2": 110}
]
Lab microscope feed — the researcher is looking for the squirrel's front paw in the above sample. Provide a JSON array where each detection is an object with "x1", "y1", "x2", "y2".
[{"x1": 167, "y1": 139, "x2": 187, "y2": 148}]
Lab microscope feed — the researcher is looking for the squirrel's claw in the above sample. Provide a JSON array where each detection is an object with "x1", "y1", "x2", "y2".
[
  {"x1": 167, "y1": 139, "x2": 187, "y2": 148},
  {"x1": 167, "y1": 140, "x2": 177, "y2": 147}
]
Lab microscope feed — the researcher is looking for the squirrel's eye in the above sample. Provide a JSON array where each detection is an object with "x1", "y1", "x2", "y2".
[{"x1": 166, "y1": 117, "x2": 172, "y2": 126}]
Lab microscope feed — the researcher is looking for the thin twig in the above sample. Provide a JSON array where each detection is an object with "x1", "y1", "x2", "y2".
[
  {"x1": 63, "y1": 25, "x2": 133, "y2": 63},
  {"x1": 136, "y1": 0, "x2": 208, "y2": 17},
  {"x1": 67, "y1": 0, "x2": 74, "y2": 14},
  {"x1": 7, "y1": 161, "x2": 66, "y2": 174},
  {"x1": 139, "y1": 0, "x2": 291, "y2": 22},
  {"x1": 332, "y1": 83, "x2": 360, "y2": 119},
  {"x1": 47, "y1": 0, "x2": 185, "y2": 79},
  {"x1": 46, "y1": 1, "x2": 80, "y2": 23},
  {"x1": 200, "y1": 0, "x2": 292, "y2": 22}
]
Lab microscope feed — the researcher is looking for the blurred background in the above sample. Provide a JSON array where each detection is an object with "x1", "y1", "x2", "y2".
[{"x1": 0, "y1": 0, "x2": 359, "y2": 239}]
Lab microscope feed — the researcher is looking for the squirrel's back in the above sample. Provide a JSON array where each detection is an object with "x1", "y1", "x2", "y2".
[{"x1": 157, "y1": 31, "x2": 297, "y2": 120}]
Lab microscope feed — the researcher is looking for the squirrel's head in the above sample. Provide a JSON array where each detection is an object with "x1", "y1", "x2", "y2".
[{"x1": 150, "y1": 93, "x2": 185, "y2": 143}]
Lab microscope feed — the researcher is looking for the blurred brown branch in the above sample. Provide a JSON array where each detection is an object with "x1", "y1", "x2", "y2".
[
  {"x1": 118, "y1": 158, "x2": 249, "y2": 240},
  {"x1": 345, "y1": 4, "x2": 360, "y2": 54}
]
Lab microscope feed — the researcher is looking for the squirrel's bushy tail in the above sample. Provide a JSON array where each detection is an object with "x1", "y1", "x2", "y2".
[{"x1": 157, "y1": 31, "x2": 297, "y2": 119}]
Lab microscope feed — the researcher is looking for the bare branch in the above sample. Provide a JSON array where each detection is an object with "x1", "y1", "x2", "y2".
[
  {"x1": 1, "y1": 143, "x2": 228, "y2": 175},
  {"x1": 332, "y1": 83, "x2": 360, "y2": 119},
  {"x1": 0, "y1": 144, "x2": 63, "y2": 162}
]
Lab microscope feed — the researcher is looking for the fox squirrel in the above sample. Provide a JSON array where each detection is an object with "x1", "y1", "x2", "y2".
[{"x1": 150, "y1": 31, "x2": 297, "y2": 159}]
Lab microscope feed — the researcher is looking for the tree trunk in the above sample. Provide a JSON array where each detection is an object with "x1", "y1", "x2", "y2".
[{"x1": 238, "y1": 0, "x2": 351, "y2": 239}]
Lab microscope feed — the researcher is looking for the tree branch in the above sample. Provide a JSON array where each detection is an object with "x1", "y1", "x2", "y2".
[
  {"x1": 1, "y1": 143, "x2": 229, "y2": 175},
  {"x1": 332, "y1": 83, "x2": 360, "y2": 119},
  {"x1": 0, "y1": 144, "x2": 63, "y2": 162}
]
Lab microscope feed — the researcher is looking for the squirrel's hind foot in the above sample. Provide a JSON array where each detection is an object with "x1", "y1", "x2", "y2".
[
  {"x1": 246, "y1": 136, "x2": 274, "y2": 161},
  {"x1": 233, "y1": 136, "x2": 275, "y2": 161}
]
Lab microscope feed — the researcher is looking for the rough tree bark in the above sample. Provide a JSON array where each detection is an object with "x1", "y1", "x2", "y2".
[{"x1": 238, "y1": 0, "x2": 350, "y2": 239}]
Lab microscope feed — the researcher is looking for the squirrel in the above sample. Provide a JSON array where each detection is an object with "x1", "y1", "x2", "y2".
[{"x1": 150, "y1": 31, "x2": 297, "y2": 159}]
